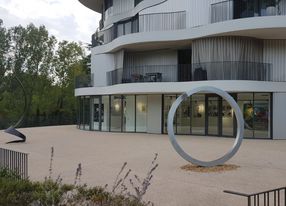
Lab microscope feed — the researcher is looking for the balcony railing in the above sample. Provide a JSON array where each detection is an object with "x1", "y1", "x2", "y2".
[
  {"x1": 139, "y1": 11, "x2": 186, "y2": 32},
  {"x1": 75, "y1": 74, "x2": 94, "y2": 89},
  {"x1": 93, "y1": 11, "x2": 187, "y2": 47},
  {"x1": 107, "y1": 62, "x2": 273, "y2": 86},
  {"x1": 224, "y1": 186, "x2": 286, "y2": 206},
  {"x1": 211, "y1": 0, "x2": 286, "y2": 23}
]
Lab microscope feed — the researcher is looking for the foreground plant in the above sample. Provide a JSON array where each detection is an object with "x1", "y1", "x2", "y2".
[
  {"x1": 111, "y1": 153, "x2": 159, "y2": 205},
  {"x1": 0, "y1": 147, "x2": 159, "y2": 206}
]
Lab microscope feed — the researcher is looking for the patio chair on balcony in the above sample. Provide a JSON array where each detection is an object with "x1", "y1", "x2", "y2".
[
  {"x1": 194, "y1": 67, "x2": 207, "y2": 81},
  {"x1": 131, "y1": 74, "x2": 144, "y2": 82},
  {"x1": 144, "y1": 73, "x2": 162, "y2": 82}
]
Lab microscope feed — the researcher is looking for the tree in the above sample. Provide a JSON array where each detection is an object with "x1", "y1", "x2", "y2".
[
  {"x1": 8, "y1": 24, "x2": 58, "y2": 124},
  {"x1": 52, "y1": 41, "x2": 86, "y2": 123},
  {"x1": 0, "y1": 19, "x2": 10, "y2": 78},
  {"x1": 0, "y1": 21, "x2": 88, "y2": 129}
]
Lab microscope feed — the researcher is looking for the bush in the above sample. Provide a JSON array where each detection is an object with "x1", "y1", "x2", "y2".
[
  {"x1": 0, "y1": 149, "x2": 158, "y2": 206},
  {"x1": 0, "y1": 171, "x2": 36, "y2": 206}
]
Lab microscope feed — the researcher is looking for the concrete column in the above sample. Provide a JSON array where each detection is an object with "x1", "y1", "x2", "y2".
[{"x1": 273, "y1": 92, "x2": 286, "y2": 140}]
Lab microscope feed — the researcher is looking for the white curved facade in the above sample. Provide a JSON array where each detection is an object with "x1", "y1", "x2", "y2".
[{"x1": 76, "y1": 0, "x2": 286, "y2": 139}]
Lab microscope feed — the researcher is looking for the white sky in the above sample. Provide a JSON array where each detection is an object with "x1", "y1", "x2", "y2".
[{"x1": 0, "y1": 0, "x2": 101, "y2": 44}]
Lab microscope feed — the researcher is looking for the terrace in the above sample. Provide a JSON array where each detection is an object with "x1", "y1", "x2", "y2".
[{"x1": 1, "y1": 125, "x2": 286, "y2": 206}]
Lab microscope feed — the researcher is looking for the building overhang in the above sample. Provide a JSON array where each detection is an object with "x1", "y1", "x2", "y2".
[
  {"x1": 79, "y1": 0, "x2": 102, "y2": 13},
  {"x1": 93, "y1": 16, "x2": 286, "y2": 54},
  {"x1": 75, "y1": 81, "x2": 286, "y2": 96}
]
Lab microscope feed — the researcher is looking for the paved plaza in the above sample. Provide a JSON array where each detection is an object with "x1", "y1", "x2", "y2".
[{"x1": 1, "y1": 126, "x2": 286, "y2": 206}]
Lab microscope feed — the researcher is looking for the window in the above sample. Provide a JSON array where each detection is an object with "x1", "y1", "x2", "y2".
[
  {"x1": 136, "y1": 95, "x2": 147, "y2": 132},
  {"x1": 101, "y1": 96, "x2": 110, "y2": 131},
  {"x1": 123, "y1": 96, "x2": 135, "y2": 132},
  {"x1": 111, "y1": 95, "x2": 122, "y2": 132},
  {"x1": 104, "y1": 0, "x2": 113, "y2": 11},
  {"x1": 114, "y1": 15, "x2": 139, "y2": 40},
  {"x1": 134, "y1": 0, "x2": 143, "y2": 6},
  {"x1": 237, "y1": 93, "x2": 271, "y2": 139},
  {"x1": 234, "y1": 0, "x2": 278, "y2": 18}
]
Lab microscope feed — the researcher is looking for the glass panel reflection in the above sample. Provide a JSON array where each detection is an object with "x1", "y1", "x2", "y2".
[
  {"x1": 207, "y1": 96, "x2": 219, "y2": 135},
  {"x1": 254, "y1": 93, "x2": 270, "y2": 138},
  {"x1": 136, "y1": 95, "x2": 147, "y2": 132},
  {"x1": 163, "y1": 95, "x2": 177, "y2": 133},
  {"x1": 177, "y1": 96, "x2": 191, "y2": 134},
  {"x1": 92, "y1": 97, "x2": 101, "y2": 131},
  {"x1": 83, "y1": 97, "x2": 90, "y2": 130},
  {"x1": 123, "y1": 95, "x2": 135, "y2": 132},
  {"x1": 101, "y1": 96, "x2": 110, "y2": 131},
  {"x1": 111, "y1": 95, "x2": 122, "y2": 132},
  {"x1": 191, "y1": 94, "x2": 205, "y2": 135},
  {"x1": 237, "y1": 93, "x2": 254, "y2": 138},
  {"x1": 222, "y1": 100, "x2": 234, "y2": 136}
]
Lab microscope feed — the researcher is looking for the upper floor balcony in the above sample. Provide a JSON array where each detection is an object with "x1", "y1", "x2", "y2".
[
  {"x1": 106, "y1": 61, "x2": 273, "y2": 86},
  {"x1": 75, "y1": 74, "x2": 94, "y2": 89},
  {"x1": 211, "y1": 0, "x2": 286, "y2": 23},
  {"x1": 92, "y1": 10, "x2": 187, "y2": 47}
]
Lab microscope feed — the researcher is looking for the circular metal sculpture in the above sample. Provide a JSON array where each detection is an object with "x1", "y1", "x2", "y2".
[
  {"x1": 0, "y1": 75, "x2": 27, "y2": 144},
  {"x1": 167, "y1": 86, "x2": 244, "y2": 167}
]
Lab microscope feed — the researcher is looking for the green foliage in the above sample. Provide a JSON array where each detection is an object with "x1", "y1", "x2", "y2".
[
  {"x1": 0, "y1": 167, "x2": 22, "y2": 179},
  {"x1": 0, "y1": 167, "x2": 147, "y2": 206},
  {"x1": 0, "y1": 169, "x2": 36, "y2": 206},
  {"x1": 0, "y1": 20, "x2": 87, "y2": 129}
]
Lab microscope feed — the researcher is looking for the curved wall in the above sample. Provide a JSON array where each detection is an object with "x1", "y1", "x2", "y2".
[
  {"x1": 93, "y1": 16, "x2": 286, "y2": 54},
  {"x1": 103, "y1": 0, "x2": 167, "y2": 27}
]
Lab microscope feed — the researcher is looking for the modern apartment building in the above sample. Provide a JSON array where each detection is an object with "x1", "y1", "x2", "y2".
[{"x1": 76, "y1": 0, "x2": 286, "y2": 139}]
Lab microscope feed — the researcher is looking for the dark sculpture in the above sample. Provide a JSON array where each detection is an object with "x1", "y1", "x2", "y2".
[{"x1": 1, "y1": 75, "x2": 27, "y2": 144}]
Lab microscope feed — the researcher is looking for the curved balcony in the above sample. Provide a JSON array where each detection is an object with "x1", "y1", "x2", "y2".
[
  {"x1": 75, "y1": 74, "x2": 94, "y2": 89},
  {"x1": 211, "y1": 0, "x2": 286, "y2": 23},
  {"x1": 94, "y1": 11, "x2": 186, "y2": 47},
  {"x1": 79, "y1": 0, "x2": 102, "y2": 13},
  {"x1": 107, "y1": 62, "x2": 273, "y2": 86}
]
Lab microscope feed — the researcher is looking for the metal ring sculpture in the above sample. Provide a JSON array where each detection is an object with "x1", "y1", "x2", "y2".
[
  {"x1": 3, "y1": 75, "x2": 27, "y2": 144},
  {"x1": 167, "y1": 86, "x2": 244, "y2": 167}
]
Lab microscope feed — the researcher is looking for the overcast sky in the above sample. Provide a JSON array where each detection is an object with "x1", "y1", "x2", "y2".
[{"x1": 0, "y1": 0, "x2": 101, "y2": 44}]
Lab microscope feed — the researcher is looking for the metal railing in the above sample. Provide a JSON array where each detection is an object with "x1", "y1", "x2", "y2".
[
  {"x1": 107, "y1": 62, "x2": 273, "y2": 86},
  {"x1": 224, "y1": 186, "x2": 286, "y2": 206},
  {"x1": 75, "y1": 74, "x2": 94, "y2": 89},
  {"x1": 211, "y1": 0, "x2": 286, "y2": 23},
  {"x1": 139, "y1": 11, "x2": 186, "y2": 32},
  {"x1": 0, "y1": 148, "x2": 28, "y2": 179},
  {"x1": 94, "y1": 11, "x2": 187, "y2": 46},
  {"x1": 211, "y1": 0, "x2": 233, "y2": 23},
  {"x1": 192, "y1": 61, "x2": 272, "y2": 81}
]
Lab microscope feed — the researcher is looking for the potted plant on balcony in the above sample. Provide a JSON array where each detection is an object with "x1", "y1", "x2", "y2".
[{"x1": 266, "y1": 0, "x2": 282, "y2": 15}]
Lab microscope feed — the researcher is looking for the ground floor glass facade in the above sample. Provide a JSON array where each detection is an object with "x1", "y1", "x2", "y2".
[{"x1": 77, "y1": 92, "x2": 272, "y2": 139}]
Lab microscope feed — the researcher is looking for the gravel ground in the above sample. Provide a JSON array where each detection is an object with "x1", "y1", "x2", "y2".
[{"x1": 1, "y1": 125, "x2": 286, "y2": 206}]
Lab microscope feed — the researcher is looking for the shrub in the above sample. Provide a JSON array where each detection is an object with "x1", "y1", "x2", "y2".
[
  {"x1": 0, "y1": 174, "x2": 36, "y2": 206},
  {"x1": 0, "y1": 148, "x2": 158, "y2": 206}
]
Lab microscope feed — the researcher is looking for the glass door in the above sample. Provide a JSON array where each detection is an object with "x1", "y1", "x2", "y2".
[
  {"x1": 92, "y1": 97, "x2": 101, "y2": 131},
  {"x1": 222, "y1": 100, "x2": 235, "y2": 136},
  {"x1": 207, "y1": 96, "x2": 219, "y2": 136},
  {"x1": 191, "y1": 94, "x2": 206, "y2": 135}
]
